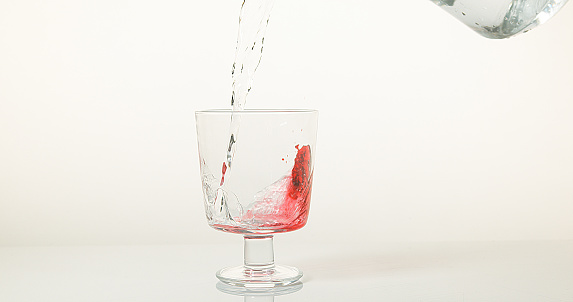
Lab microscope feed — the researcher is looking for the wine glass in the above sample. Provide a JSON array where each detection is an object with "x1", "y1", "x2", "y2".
[{"x1": 195, "y1": 109, "x2": 318, "y2": 287}]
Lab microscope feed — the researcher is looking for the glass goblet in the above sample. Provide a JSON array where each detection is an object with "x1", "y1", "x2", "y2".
[{"x1": 195, "y1": 109, "x2": 318, "y2": 287}]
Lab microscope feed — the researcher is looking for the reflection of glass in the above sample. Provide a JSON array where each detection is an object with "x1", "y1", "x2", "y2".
[
  {"x1": 217, "y1": 281, "x2": 303, "y2": 301},
  {"x1": 431, "y1": 0, "x2": 569, "y2": 38},
  {"x1": 196, "y1": 110, "x2": 318, "y2": 287}
]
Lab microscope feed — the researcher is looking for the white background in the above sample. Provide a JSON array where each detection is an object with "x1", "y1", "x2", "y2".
[{"x1": 1, "y1": 0, "x2": 572, "y2": 246}]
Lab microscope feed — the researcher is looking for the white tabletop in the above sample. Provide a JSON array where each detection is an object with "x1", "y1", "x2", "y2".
[{"x1": 1, "y1": 240, "x2": 572, "y2": 301}]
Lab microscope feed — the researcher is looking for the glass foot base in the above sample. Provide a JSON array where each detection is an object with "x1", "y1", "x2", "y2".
[
  {"x1": 216, "y1": 265, "x2": 303, "y2": 288},
  {"x1": 216, "y1": 281, "x2": 303, "y2": 296}
]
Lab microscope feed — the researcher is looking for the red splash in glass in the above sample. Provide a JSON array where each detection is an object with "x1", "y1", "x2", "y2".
[{"x1": 239, "y1": 144, "x2": 313, "y2": 232}]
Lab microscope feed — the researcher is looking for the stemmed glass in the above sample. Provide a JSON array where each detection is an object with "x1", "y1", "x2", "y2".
[{"x1": 195, "y1": 109, "x2": 318, "y2": 287}]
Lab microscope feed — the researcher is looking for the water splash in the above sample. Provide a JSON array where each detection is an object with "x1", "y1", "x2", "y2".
[
  {"x1": 231, "y1": 0, "x2": 276, "y2": 111},
  {"x1": 226, "y1": 0, "x2": 276, "y2": 170}
]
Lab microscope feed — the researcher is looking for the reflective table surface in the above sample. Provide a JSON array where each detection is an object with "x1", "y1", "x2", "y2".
[{"x1": 1, "y1": 240, "x2": 572, "y2": 301}]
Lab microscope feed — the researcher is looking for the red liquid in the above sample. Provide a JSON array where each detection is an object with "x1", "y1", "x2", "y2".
[
  {"x1": 212, "y1": 145, "x2": 313, "y2": 234},
  {"x1": 289, "y1": 144, "x2": 311, "y2": 200},
  {"x1": 220, "y1": 162, "x2": 228, "y2": 186}
]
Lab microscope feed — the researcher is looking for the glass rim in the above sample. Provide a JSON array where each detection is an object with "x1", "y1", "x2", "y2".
[{"x1": 195, "y1": 109, "x2": 318, "y2": 115}]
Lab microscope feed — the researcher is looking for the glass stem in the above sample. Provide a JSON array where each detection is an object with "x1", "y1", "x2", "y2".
[{"x1": 244, "y1": 235, "x2": 275, "y2": 271}]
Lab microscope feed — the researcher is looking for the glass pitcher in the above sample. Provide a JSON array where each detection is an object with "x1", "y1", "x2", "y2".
[{"x1": 431, "y1": 0, "x2": 569, "y2": 38}]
